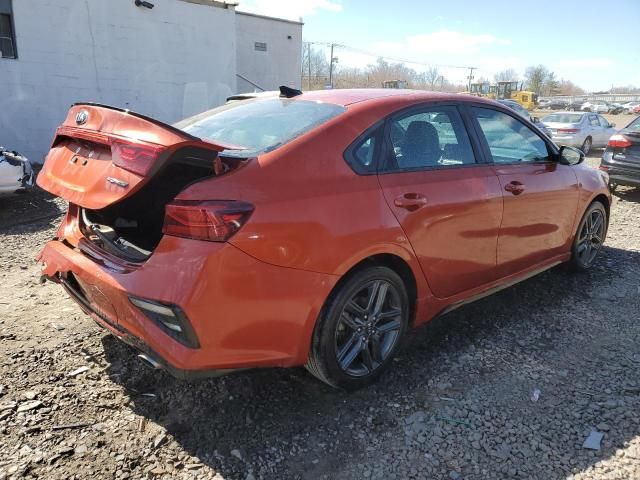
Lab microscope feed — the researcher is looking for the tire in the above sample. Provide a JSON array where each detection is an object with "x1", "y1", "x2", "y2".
[
  {"x1": 305, "y1": 266, "x2": 409, "y2": 390},
  {"x1": 568, "y1": 201, "x2": 608, "y2": 271},
  {"x1": 581, "y1": 137, "x2": 592, "y2": 156},
  {"x1": 609, "y1": 182, "x2": 618, "y2": 193}
]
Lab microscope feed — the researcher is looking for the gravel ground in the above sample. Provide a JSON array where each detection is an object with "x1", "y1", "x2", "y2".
[{"x1": 1, "y1": 153, "x2": 639, "y2": 480}]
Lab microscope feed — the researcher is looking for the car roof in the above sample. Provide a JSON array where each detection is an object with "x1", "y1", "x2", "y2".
[
  {"x1": 293, "y1": 88, "x2": 486, "y2": 107},
  {"x1": 543, "y1": 111, "x2": 586, "y2": 117}
]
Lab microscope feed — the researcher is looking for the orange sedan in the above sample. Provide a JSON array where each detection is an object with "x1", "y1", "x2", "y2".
[{"x1": 37, "y1": 88, "x2": 611, "y2": 389}]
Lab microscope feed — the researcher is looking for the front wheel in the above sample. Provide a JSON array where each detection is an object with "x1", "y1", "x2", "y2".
[
  {"x1": 569, "y1": 201, "x2": 607, "y2": 271},
  {"x1": 306, "y1": 266, "x2": 409, "y2": 390}
]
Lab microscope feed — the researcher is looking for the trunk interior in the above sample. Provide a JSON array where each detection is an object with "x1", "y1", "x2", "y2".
[{"x1": 80, "y1": 150, "x2": 243, "y2": 262}]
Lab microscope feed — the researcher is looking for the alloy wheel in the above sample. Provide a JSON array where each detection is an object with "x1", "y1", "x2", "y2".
[
  {"x1": 576, "y1": 208, "x2": 605, "y2": 266},
  {"x1": 581, "y1": 138, "x2": 592, "y2": 155},
  {"x1": 334, "y1": 280, "x2": 403, "y2": 377}
]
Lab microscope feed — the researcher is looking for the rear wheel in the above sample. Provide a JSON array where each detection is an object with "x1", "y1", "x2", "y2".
[
  {"x1": 581, "y1": 137, "x2": 592, "y2": 155},
  {"x1": 305, "y1": 266, "x2": 409, "y2": 390},
  {"x1": 609, "y1": 182, "x2": 618, "y2": 193},
  {"x1": 569, "y1": 201, "x2": 607, "y2": 271}
]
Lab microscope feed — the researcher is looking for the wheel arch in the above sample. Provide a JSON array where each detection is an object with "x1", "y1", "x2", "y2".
[{"x1": 326, "y1": 253, "x2": 421, "y2": 327}]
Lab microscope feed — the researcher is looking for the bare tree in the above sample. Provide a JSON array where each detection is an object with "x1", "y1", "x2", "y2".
[
  {"x1": 494, "y1": 68, "x2": 518, "y2": 83},
  {"x1": 301, "y1": 42, "x2": 330, "y2": 90}
]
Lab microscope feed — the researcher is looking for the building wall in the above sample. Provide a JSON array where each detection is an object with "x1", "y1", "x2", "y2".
[
  {"x1": 235, "y1": 12, "x2": 302, "y2": 93},
  {"x1": 1, "y1": 0, "x2": 238, "y2": 163}
]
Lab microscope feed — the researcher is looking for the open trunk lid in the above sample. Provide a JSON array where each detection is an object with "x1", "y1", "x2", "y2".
[{"x1": 37, "y1": 103, "x2": 236, "y2": 210}]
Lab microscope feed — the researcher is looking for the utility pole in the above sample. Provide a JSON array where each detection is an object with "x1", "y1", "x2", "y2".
[
  {"x1": 467, "y1": 67, "x2": 475, "y2": 92},
  {"x1": 328, "y1": 43, "x2": 335, "y2": 89},
  {"x1": 308, "y1": 42, "x2": 311, "y2": 90}
]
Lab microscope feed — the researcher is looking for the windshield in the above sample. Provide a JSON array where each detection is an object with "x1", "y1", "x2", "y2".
[
  {"x1": 628, "y1": 117, "x2": 640, "y2": 132},
  {"x1": 175, "y1": 98, "x2": 346, "y2": 157},
  {"x1": 542, "y1": 113, "x2": 584, "y2": 123}
]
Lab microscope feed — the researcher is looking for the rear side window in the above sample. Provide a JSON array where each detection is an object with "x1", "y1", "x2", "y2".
[
  {"x1": 589, "y1": 115, "x2": 600, "y2": 127},
  {"x1": 384, "y1": 107, "x2": 475, "y2": 171},
  {"x1": 175, "y1": 98, "x2": 346, "y2": 157},
  {"x1": 344, "y1": 127, "x2": 380, "y2": 174},
  {"x1": 472, "y1": 107, "x2": 550, "y2": 164}
]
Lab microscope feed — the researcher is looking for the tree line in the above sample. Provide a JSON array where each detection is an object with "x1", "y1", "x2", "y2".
[{"x1": 301, "y1": 43, "x2": 638, "y2": 96}]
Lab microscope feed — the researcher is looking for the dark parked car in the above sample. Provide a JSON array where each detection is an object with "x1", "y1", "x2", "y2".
[
  {"x1": 601, "y1": 116, "x2": 640, "y2": 191},
  {"x1": 548, "y1": 99, "x2": 569, "y2": 110},
  {"x1": 566, "y1": 100, "x2": 586, "y2": 112}
]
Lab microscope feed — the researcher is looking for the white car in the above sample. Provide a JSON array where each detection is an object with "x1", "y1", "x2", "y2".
[
  {"x1": 541, "y1": 111, "x2": 617, "y2": 155},
  {"x1": 0, "y1": 148, "x2": 34, "y2": 196},
  {"x1": 580, "y1": 101, "x2": 610, "y2": 114},
  {"x1": 622, "y1": 102, "x2": 640, "y2": 114}
]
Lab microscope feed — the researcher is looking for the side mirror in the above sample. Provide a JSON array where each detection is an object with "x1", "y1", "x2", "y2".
[{"x1": 558, "y1": 145, "x2": 584, "y2": 165}]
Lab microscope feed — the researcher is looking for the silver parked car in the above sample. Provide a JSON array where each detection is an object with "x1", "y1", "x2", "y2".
[
  {"x1": 0, "y1": 148, "x2": 34, "y2": 196},
  {"x1": 541, "y1": 112, "x2": 617, "y2": 155}
]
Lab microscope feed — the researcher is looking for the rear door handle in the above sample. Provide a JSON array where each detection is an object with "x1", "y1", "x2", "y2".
[
  {"x1": 504, "y1": 181, "x2": 525, "y2": 195},
  {"x1": 394, "y1": 193, "x2": 428, "y2": 211}
]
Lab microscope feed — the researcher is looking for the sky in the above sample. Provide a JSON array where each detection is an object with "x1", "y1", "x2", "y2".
[{"x1": 237, "y1": 0, "x2": 640, "y2": 91}]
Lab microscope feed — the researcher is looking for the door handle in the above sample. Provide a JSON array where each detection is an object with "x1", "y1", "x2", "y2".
[
  {"x1": 504, "y1": 181, "x2": 525, "y2": 195},
  {"x1": 394, "y1": 193, "x2": 428, "y2": 211}
]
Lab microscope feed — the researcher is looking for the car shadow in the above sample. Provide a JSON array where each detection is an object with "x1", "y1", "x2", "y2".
[
  {"x1": 0, "y1": 185, "x2": 65, "y2": 234},
  {"x1": 612, "y1": 186, "x2": 640, "y2": 203},
  {"x1": 101, "y1": 244, "x2": 640, "y2": 479}
]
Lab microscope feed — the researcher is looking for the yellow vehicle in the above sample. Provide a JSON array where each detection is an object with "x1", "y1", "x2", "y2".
[
  {"x1": 496, "y1": 81, "x2": 537, "y2": 110},
  {"x1": 467, "y1": 82, "x2": 492, "y2": 97},
  {"x1": 382, "y1": 80, "x2": 408, "y2": 89}
]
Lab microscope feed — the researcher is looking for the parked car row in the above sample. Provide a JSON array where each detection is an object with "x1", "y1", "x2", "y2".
[{"x1": 539, "y1": 99, "x2": 640, "y2": 114}]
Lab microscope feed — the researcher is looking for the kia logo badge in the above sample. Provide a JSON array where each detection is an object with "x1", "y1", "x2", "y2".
[{"x1": 75, "y1": 110, "x2": 89, "y2": 125}]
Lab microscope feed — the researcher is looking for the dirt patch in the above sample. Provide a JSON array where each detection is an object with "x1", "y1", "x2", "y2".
[{"x1": 1, "y1": 185, "x2": 639, "y2": 480}]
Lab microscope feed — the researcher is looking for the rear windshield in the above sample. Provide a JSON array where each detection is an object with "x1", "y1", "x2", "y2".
[
  {"x1": 542, "y1": 113, "x2": 583, "y2": 123},
  {"x1": 627, "y1": 117, "x2": 640, "y2": 132},
  {"x1": 175, "y1": 98, "x2": 346, "y2": 157}
]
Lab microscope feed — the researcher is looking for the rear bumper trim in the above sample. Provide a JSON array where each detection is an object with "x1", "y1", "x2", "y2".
[{"x1": 57, "y1": 274, "x2": 238, "y2": 380}]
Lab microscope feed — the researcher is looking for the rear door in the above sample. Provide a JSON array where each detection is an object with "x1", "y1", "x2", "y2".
[
  {"x1": 37, "y1": 104, "x2": 227, "y2": 210},
  {"x1": 377, "y1": 104, "x2": 504, "y2": 299},
  {"x1": 587, "y1": 114, "x2": 605, "y2": 146},
  {"x1": 470, "y1": 106, "x2": 580, "y2": 276},
  {"x1": 597, "y1": 115, "x2": 617, "y2": 147}
]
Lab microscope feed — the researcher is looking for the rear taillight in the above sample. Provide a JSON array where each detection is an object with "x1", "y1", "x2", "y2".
[
  {"x1": 111, "y1": 138, "x2": 165, "y2": 176},
  {"x1": 599, "y1": 165, "x2": 609, "y2": 171},
  {"x1": 163, "y1": 200, "x2": 254, "y2": 242},
  {"x1": 608, "y1": 134, "x2": 632, "y2": 149},
  {"x1": 557, "y1": 128, "x2": 579, "y2": 134}
]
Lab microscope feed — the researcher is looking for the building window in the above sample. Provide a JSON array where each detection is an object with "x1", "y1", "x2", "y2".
[
  {"x1": 254, "y1": 42, "x2": 267, "y2": 52},
  {"x1": 0, "y1": 0, "x2": 16, "y2": 59}
]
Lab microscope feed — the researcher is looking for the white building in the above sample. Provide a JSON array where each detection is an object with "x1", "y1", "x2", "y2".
[{"x1": 0, "y1": 0, "x2": 302, "y2": 163}]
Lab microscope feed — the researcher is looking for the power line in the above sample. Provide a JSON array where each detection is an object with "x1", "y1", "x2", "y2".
[{"x1": 304, "y1": 40, "x2": 475, "y2": 72}]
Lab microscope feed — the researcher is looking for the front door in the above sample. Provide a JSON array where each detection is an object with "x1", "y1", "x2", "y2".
[
  {"x1": 470, "y1": 106, "x2": 580, "y2": 276},
  {"x1": 377, "y1": 105, "x2": 503, "y2": 299}
]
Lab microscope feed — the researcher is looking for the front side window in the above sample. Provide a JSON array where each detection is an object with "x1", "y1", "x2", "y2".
[
  {"x1": 175, "y1": 98, "x2": 346, "y2": 157},
  {"x1": 472, "y1": 107, "x2": 550, "y2": 164},
  {"x1": 598, "y1": 116, "x2": 610, "y2": 128},
  {"x1": 385, "y1": 107, "x2": 475, "y2": 170},
  {"x1": 0, "y1": 0, "x2": 16, "y2": 59}
]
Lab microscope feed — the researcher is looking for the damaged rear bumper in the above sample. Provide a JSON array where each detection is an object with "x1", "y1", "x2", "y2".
[{"x1": 38, "y1": 235, "x2": 336, "y2": 378}]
